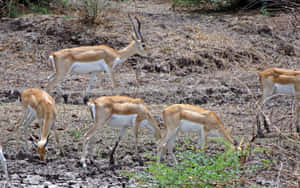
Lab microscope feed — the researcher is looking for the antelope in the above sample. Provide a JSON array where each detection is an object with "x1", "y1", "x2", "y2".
[
  {"x1": 80, "y1": 96, "x2": 162, "y2": 168},
  {"x1": 257, "y1": 67, "x2": 300, "y2": 137},
  {"x1": 46, "y1": 15, "x2": 149, "y2": 104},
  {"x1": 16, "y1": 88, "x2": 63, "y2": 161},
  {"x1": 0, "y1": 140, "x2": 8, "y2": 183},
  {"x1": 157, "y1": 104, "x2": 240, "y2": 164}
]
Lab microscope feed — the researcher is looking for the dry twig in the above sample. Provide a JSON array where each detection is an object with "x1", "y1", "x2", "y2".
[{"x1": 275, "y1": 161, "x2": 283, "y2": 188}]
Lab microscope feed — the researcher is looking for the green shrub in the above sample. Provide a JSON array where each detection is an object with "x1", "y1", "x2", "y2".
[
  {"x1": 79, "y1": 0, "x2": 117, "y2": 24},
  {"x1": 0, "y1": 0, "x2": 54, "y2": 17},
  {"x1": 125, "y1": 145, "x2": 270, "y2": 187},
  {"x1": 70, "y1": 129, "x2": 83, "y2": 141}
]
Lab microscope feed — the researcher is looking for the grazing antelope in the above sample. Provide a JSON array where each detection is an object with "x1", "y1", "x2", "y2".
[
  {"x1": 16, "y1": 88, "x2": 63, "y2": 161},
  {"x1": 157, "y1": 104, "x2": 240, "y2": 164},
  {"x1": 0, "y1": 140, "x2": 9, "y2": 183},
  {"x1": 46, "y1": 16, "x2": 149, "y2": 103},
  {"x1": 257, "y1": 67, "x2": 300, "y2": 137},
  {"x1": 80, "y1": 96, "x2": 162, "y2": 167}
]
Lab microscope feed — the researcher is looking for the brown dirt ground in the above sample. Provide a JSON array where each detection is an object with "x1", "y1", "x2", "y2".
[{"x1": 0, "y1": 0, "x2": 299, "y2": 187}]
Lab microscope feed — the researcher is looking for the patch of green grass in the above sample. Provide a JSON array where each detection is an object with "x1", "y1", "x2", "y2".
[
  {"x1": 28, "y1": 3, "x2": 50, "y2": 14},
  {"x1": 123, "y1": 143, "x2": 271, "y2": 188},
  {"x1": 70, "y1": 129, "x2": 83, "y2": 141},
  {"x1": 62, "y1": 15, "x2": 72, "y2": 19},
  {"x1": 260, "y1": 7, "x2": 270, "y2": 16}
]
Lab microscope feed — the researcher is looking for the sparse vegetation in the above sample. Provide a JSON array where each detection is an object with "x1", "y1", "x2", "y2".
[
  {"x1": 70, "y1": 129, "x2": 83, "y2": 141},
  {"x1": 80, "y1": 0, "x2": 109, "y2": 23},
  {"x1": 0, "y1": 0, "x2": 54, "y2": 17},
  {"x1": 125, "y1": 144, "x2": 271, "y2": 187}
]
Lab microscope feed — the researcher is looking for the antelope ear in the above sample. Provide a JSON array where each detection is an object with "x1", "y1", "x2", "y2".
[
  {"x1": 44, "y1": 134, "x2": 50, "y2": 148},
  {"x1": 226, "y1": 127, "x2": 232, "y2": 134},
  {"x1": 30, "y1": 135, "x2": 39, "y2": 147}
]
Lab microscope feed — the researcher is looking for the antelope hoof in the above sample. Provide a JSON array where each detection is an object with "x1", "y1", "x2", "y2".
[
  {"x1": 83, "y1": 96, "x2": 89, "y2": 104},
  {"x1": 62, "y1": 94, "x2": 68, "y2": 104},
  {"x1": 109, "y1": 156, "x2": 115, "y2": 165}
]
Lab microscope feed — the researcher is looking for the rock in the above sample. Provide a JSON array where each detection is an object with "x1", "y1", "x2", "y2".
[{"x1": 24, "y1": 175, "x2": 43, "y2": 185}]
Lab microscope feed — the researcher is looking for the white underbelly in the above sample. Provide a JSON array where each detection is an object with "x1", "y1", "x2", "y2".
[
  {"x1": 107, "y1": 115, "x2": 154, "y2": 132},
  {"x1": 107, "y1": 114, "x2": 137, "y2": 128},
  {"x1": 179, "y1": 120, "x2": 204, "y2": 132},
  {"x1": 179, "y1": 120, "x2": 220, "y2": 137},
  {"x1": 69, "y1": 60, "x2": 109, "y2": 74},
  {"x1": 274, "y1": 84, "x2": 296, "y2": 94},
  {"x1": 89, "y1": 102, "x2": 154, "y2": 131}
]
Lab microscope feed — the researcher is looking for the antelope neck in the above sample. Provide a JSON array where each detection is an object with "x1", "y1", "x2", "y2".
[{"x1": 117, "y1": 41, "x2": 138, "y2": 62}]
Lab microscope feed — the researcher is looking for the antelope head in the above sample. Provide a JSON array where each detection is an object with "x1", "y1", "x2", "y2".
[
  {"x1": 31, "y1": 135, "x2": 49, "y2": 161},
  {"x1": 128, "y1": 15, "x2": 150, "y2": 57}
]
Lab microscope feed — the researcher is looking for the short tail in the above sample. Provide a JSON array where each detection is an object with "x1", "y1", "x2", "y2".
[
  {"x1": 87, "y1": 102, "x2": 96, "y2": 120},
  {"x1": 49, "y1": 55, "x2": 56, "y2": 72}
]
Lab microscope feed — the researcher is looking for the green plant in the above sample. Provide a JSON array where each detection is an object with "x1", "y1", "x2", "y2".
[
  {"x1": 0, "y1": 0, "x2": 53, "y2": 17},
  {"x1": 61, "y1": 0, "x2": 70, "y2": 8},
  {"x1": 148, "y1": 151, "x2": 241, "y2": 187},
  {"x1": 28, "y1": 3, "x2": 50, "y2": 14},
  {"x1": 80, "y1": 0, "x2": 110, "y2": 24},
  {"x1": 1, "y1": 0, "x2": 18, "y2": 17},
  {"x1": 260, "y1": 7, "x2": 269, "y2": 15},
  {"x1": 70, "y1": 129, "x2": 83, "y2": 141},
  {"x1": 124, "y1": 143, "x2": 271, "y2": 187}
]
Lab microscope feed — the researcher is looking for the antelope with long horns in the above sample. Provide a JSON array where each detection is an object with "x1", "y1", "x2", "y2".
[
  {"x1": 46, "y1": 16, "x2": 149, "y2": 103},
  {"x1": 16, "y1": 88, "x2": 63, "y2": 161},
  {"x1": 80, "y1": 96, "x2": 162, "y2": 167}
]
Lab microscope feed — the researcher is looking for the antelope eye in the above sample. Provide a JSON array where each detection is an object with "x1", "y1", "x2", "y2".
[{"x1": 142, "y1": 44, "x2": 146, "y2": 48}]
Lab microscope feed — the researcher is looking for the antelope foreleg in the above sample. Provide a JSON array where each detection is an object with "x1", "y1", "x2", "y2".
[
  {"x1": 16, "y1": 108, "x2": 30, "y2": 130},
  {"x1": 196, "y1": 126, "x2": 206, "y2": 150},
  {"x1": 157, "y1": 128, "x2": 178, "y2": 164},
  {"x1": 81, "y1": 126, "x2": 98, "y2": 168},
  {"x1": 81, "y1": 112, "x2": 110, "y2": 168},
  {"x1": 22, "y1": 110, "x2": 36, "y2": 152}
]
